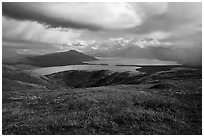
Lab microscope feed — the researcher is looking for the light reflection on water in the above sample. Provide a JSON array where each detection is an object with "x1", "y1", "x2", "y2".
[
  {"x1": 31, "y1": 57, "x2": 180, "y2": 76},
  {"x1": 85, "y1": 57, "x2": 179, "y2": 66}
]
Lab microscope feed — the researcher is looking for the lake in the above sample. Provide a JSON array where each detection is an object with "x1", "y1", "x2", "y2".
[{"x1": 31, "y1": 57, "x2": 180, "y2": 76}]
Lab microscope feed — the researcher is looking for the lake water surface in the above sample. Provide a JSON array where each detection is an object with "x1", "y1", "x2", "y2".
[{"x1": 32, "y1": 57, "x2": 180, "y2": 76}]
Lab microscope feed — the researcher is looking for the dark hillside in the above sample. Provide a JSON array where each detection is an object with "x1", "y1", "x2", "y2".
[
  {"x1": 3, "y1": 50, "x2": 97, "y2": 67},
  {"x1": 27, "y1": 50, "x2": 97, "y2": 67},
  {"x1": 2, "y1": 65, "x2": 202, "y2": 135}
]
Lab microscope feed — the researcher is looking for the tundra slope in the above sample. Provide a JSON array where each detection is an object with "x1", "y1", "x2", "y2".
[{"x1": 2, "y1": 64, "x2": 202, "y2": 135}]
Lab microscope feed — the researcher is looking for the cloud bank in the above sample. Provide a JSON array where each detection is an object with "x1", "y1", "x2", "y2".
[
  {"x1": 3, "y1": 2, "x2": 147, "y2": 30},
  {"x1": 2, "y1": 2, "x2": 202, "y2": 66}
]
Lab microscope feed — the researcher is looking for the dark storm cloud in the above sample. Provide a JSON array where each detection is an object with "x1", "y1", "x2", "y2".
[
  {"x1": 2, "y1": 2, "x2": 202, "y2": 67},
  {"x1": 2, "y1": 2, "x2": 102, "y2": 31}
]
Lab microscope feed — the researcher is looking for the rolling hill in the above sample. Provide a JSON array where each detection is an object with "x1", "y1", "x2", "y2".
[
  {"x1": 3, "y1": 50, "x2": 97, "y2": 67},
  {"x1": 2, "y1": 64, "x2": 202, "y2": 135}
]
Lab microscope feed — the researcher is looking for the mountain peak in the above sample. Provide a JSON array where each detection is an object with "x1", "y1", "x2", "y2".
[
  {"x1": 27, "y1": 49, "x2": 97, "y2": 67},
  {"x1": 67, "y1": 49, "x2": 78, "y2": 53}
]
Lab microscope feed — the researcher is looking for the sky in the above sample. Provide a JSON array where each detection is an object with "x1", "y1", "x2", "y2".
[{"x1": 2, "y1": 2, "x2": 202, "y2": 65}]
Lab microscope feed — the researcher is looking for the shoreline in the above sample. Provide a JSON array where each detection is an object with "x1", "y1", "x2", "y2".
[{"x1": 6, "y1": 62, "x2": 201, "y2": 77}]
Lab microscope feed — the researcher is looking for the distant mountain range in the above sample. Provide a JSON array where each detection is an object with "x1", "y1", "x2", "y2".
[
  {"x1": 88, "y1": 45, "x2": 201, "y2": 67},
  {"x1": 3, "y1": 50, "x2": 97, "y2": 67},
  {"x1": 3, "y1": 46, "x2": 201, "y2": 67}
]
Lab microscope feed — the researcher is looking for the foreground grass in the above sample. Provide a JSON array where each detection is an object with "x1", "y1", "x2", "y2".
[
  {"x1": 2, "y1": 85, "x2": 201, "y2": 135},
  {"x1": 2, "y1": 65, "x2": 202, "y2": 134}
]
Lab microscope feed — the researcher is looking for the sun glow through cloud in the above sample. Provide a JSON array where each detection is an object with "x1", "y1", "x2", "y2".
[{"x1": 2, "y1": 2, "x2": 202, "y2": 66}]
